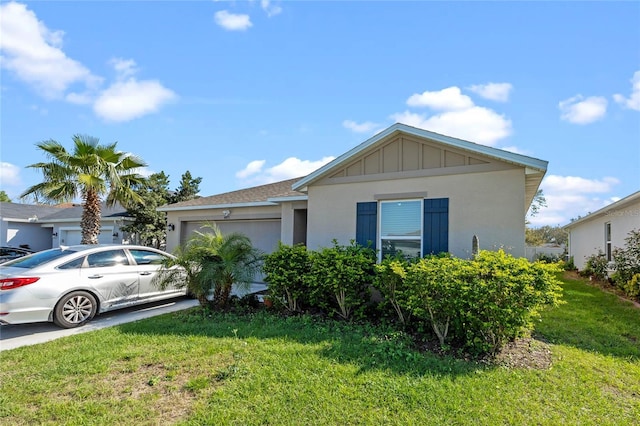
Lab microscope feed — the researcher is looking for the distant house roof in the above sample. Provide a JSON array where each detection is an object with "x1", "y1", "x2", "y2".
[
  {"x1": 563, "y1": 190, "x2": 640, "y2": 229},
  {"x1": 159, "y1": 178, "x2": 306, "y2": 212},
  {"x1": 40, "y1": 203, "x2": 130, "y2": 221},
  {"x1": 0, "y1": 202, "x2": 63, "y2": 222},
  {"x1": 0, "y1": 201, "x2": 130, "y2": 223}
]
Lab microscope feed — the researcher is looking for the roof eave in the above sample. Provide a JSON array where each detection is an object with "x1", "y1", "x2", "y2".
[{"x1": 159, "y1": 201, "x2": 278, "y2": 212}]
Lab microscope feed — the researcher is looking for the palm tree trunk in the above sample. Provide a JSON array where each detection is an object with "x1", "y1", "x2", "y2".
[{"x1": 81, "y1": 190, "x2": 102, "y2": 244}]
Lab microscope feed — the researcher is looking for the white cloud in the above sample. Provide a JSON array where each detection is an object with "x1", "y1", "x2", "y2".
[
  {"x1": 406, "y1": 87, "x2": 474, "y2": 111},
  {"x1": 528, "y1": 175, "x2": 621, "y2": 227},
  {"x1": 93, "y1": 78, "x2": 176, "y2": 122},
  {"x1": 559, "y1": 95, "x2": 607, "y2": 124},
  {"x1": 391, "y1": 107, "x2": 512, "y2": 146},
  {"x1": 468, "y1": 82, "x2": 513, "y2": 102},
  {"x1": 261, "y1": 0, "x2": 282, "y2": 17},
  {"x1": 0, "y1": 1, "x2": 101, "y2": 98},
  {"x1": 613, "y1": 70, "x2": 640, "y2": 111},
  {"x1": 236, "y1": 160, "x2": 266, "y2": 179},
  {"x1": 236, "y1": 156, "x2": 335, "y2": 185},
  {"x1": 342, "y1": 120, "x2": 382, "y2": 134},
  {"x1": 215, "y1": 10, "x2": 252, "y2": 31},
  {"x1": 0, "y1": 162, "x2": 22, "y2": 187},
  {"x1": 110, "y1": 57, "x2": 139, "y2": 80}
]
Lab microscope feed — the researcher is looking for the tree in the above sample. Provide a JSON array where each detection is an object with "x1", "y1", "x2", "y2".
[
  {"x1": 527, "y1": 189, "x2": 547, "y2": 220},
  {"x1": 21, "y1": 135, "x2": 147, "y2": 244},
  {"x1": 122, "y1": 170, "x2": 203, "y2": 248},
  {"x1": 0, "y1": 191, "x2": 11, "y2": 202},
  {"x1": 525, "y1": 225, "x2": 568, "y2": 246},
  {"x1": 169, "y1": 170, "x2": 202, "y2": 204},
  {"x1": 155, "y1": 223, "x2": 262, "y2": 309},
  {"x1": 120, "y1": 172, "x2": 171, "y2": 248}
]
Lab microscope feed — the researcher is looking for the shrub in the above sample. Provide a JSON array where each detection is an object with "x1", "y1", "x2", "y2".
[
  {"x1": 305, "y1": 240, "x2": 376, "y2": 320},
  {"x1": 403, "y1": 255, "x2": 471, "y2": 347},
  {"x1": 399, "y1": 250, "x2": 563, "y2": 355},
  {"x1": 581, "y1": 251, "x2": 609, "y2": 281},
  {"x1": 373, "y1": 256, "x2": 412, "y2": 326},
  {"x1": 462, "y1": 250, "x2": 563, "y2": 355},
  {"x1": 263, "y1": 243, "x2": 311, "y2": 312},
  {"x1": 611, "y1": 229, "x2": 640, "y2": 299}
]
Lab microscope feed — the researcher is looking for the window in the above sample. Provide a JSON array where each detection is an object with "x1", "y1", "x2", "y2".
[
  {"x1": 356, "y1": 198, "x2": 448, "y2": 261},
  {"x1": 129, "y1": 249, "x2": 168, "y2": 265},
  {"x1": 86, "y1": 250, "x2": 130, "y2": 268},
  {"x1": 380, "y1": 200, "x2": 422, "y2": 259},
  {"x1": 605, "y1": 222, "x2": 612, "y2": 262}
]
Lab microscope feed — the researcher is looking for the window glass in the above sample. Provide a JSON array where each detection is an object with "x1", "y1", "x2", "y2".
[
  {"x1": 86, "y1": 250, "x2": 130, "y2": 268},
  {"x1": 129, "y1": 249, "x2": 168, "y2": 265},
  {"x1": 380, "y1": 200, "x2": 422, "y2": 259},
  {"x1": 380, "y1": 201, "x2": 421, "y2": 237},
  {"x1": 1, "y1": 248, "x2": 78, "y2": 269},
  {"x1": 605, "y1": 222, "x2": 612, "y2": 262},
  {"x1": 58, "y1": 257, "x2": 85, "y2": 270}
]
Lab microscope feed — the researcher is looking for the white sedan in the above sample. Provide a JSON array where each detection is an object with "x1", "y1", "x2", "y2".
[{"x1": 0, "y1": 245, "x2": 186, "y2": 328}]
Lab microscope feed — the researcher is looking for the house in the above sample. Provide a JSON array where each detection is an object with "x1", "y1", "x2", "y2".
[
  {"x1": 161, "y1": 123, "x2": 548, "y2": 262},
  {"x1": 0, "y1": 202, "x2": 133, "y2": 250},
  {"x1": 0, "y1": 202, "x2": 62, "y2": 251},
  {"x1": 563, "y1": 190, "x2": 640, "y2": 270}
]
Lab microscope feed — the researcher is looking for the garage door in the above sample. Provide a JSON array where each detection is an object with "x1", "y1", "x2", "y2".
[
  {"x1": 62, "y1": 229, "x2": 114, "y2": 246},
  {"x1": 182, "y1": 220, "x2": 281, "y2": 254}
]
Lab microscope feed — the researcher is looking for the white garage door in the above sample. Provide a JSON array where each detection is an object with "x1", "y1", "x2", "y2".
[
  {"x1": 182, "y1": 220, "x2": 281, "y2": 254},
  {"x1": 62, "y1": 229, "x2": 114, "y2": 246}
]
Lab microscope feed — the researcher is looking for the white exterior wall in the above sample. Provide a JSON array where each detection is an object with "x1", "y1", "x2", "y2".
[
  {"x1": 306, "y1": 168, "x2": 526, "y2": 258},
  {"x1": 2, "y1": 222, "x2": 52, "y2": 251},
  {"x1": 568, "y1": 198, "x2": 640, "y2": 270}
]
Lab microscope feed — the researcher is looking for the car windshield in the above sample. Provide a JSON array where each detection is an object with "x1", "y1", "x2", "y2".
[{"x1": 0, "y1": 248, "x2": 79, "y2": 269}]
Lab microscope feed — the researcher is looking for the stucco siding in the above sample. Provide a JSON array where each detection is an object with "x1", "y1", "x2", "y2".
[
  {"x1": 306, "y1": 168, "x2": 526, "y2": 258},
  {"x1": 568, "y1": 198, "x2": 640, "y2": 270},
  {"x1": 4, "y1": 223, "x2": 52, "y2": 251}
]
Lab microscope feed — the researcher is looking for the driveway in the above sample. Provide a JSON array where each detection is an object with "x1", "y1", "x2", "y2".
[{"x1": 0, "y1": 297, "x2": 199, "y2": 352}]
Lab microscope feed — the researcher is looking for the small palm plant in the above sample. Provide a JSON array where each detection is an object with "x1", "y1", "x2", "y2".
[{"x1": 155, "y1": 223, "x2": 263, "y2": 309}]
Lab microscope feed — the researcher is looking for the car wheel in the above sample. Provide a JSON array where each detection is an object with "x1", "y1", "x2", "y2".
[{"x1": 54, "y1": 291, "x2": 97, "y2": 328}]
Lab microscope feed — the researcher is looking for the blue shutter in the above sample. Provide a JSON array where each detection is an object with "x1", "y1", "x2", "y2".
[
  {"x1": 423, "y1": 198, "x2": 449, "y2": 255},
  {"x1": 356, "y1": 202, "x2": 377, "y2": 249}
]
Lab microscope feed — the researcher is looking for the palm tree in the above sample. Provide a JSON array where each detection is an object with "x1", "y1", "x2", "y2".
[
  {"x1": 155, "y1": 223, "x2": 263, "y2": 309},
  {"x1": 21, "y1": 135, "x2": 147, "y2": 244}
]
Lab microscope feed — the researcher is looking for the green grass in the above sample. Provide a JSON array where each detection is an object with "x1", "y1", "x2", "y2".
[{"x1": 1, "y1": 273, "x2": 639, "y2": 425}]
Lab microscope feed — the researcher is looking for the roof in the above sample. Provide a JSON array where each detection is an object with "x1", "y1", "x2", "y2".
[
  {"x1": 293, "y1": 123, "x2": 548, "y2": 192},
  {"x1": 40, "y1": 203, "x2": 130, "y2": 221},
  {"x1": 0, "y1": 202, "x2": 130, "y2": 223},
  {"x1": 159, "y1": 177, "x2": 306, "y2": 212},
  {"x1": 0, "y1": 202, "x2": 64, "y2": 221},
  {"x1": 563, "y1": 190, "x2": 640, "y2": 230}
]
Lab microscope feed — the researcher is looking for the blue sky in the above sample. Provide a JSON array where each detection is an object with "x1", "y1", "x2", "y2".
[{"x1": 1, "y1": 0, "x2": 639, "y2": 227}]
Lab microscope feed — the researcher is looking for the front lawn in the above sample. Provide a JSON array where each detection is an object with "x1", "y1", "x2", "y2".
[{"x1": 1, "y1": 273, "x2": 639, "y2": 425}]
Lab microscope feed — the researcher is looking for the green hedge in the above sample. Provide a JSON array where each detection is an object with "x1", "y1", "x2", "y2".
[{"x1": 264, "y1": 245, "x2": 563, "y2": 356}]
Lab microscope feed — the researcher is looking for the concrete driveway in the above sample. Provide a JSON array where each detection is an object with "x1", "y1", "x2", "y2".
[{"x1": 0, "y1": 297, "x2": 199, "y2": 352}]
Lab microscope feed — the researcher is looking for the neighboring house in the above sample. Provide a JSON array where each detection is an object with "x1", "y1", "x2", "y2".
[
  {"x1": 564, "y1": 190, "x2": 640, "y2": 270},
  {"x1": 161, "y1": 123, "x2": 548, "y2": 262},
  {"x1": 0, "y1": 202, "x2": 62, "y2": 251},
  {"x1": 0, "y1": 202, "x2": 133, "y2": 250}
]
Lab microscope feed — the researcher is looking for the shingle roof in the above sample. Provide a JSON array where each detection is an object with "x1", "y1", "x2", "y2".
[
  {"x1": 0, "y1": 202, "x2": 63, "y2": 221},
  {"x1": 160, "y1": 177, "x2": 305, "y2": 210},
  {"x1": 0, "y1": 202, "x2": 129, "y2": 222},
  {"x1": 41, "y1": 203, "x2": 129, "y2": 220}
]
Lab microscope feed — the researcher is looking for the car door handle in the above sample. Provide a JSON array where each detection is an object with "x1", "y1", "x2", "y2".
[
  {"x1": 88, "y1": 275, "x2": 103, "y2": 279},
  {"x1": 140, "y1": 272, "x2": 152, "y2": 276}
]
